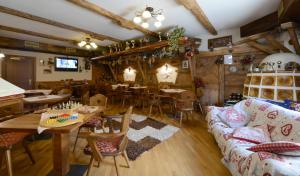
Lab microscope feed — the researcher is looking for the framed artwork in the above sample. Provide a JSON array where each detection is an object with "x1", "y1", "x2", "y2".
[
  {"x1": 182, "y1": 60, "x2": 189, "y2": 69},
  {"x1": 208, "y1": 35, "x2": 232, "y2": 50}
]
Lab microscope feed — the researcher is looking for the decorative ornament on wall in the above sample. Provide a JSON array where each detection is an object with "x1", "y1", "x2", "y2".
[
  {"x1": 123, "y1": 66, "x2": 137, "y2": 82},
  {"x1": 156, "y1": 63, "x2": 178, "y2": 84}
]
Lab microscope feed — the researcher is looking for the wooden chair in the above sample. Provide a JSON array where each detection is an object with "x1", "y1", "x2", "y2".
[
  {"x1": 148, "y1": 94, "x2": 163, "y2": 117},
  {"x1": 174, "y1": 91, "x2": 196, "y2": 127},
  {"x1": 73, "y1": 94, "x2": 108, "y2": 152},
  {"x1": 83, "y1": 106, "x2": 133, "y2": 176},
  {"x1": 0, "y1": 132, "x2": 35, "y2": 176}
]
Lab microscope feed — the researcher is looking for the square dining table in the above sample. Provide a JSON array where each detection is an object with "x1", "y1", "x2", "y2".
[{"x1": 0, "y1": 106, "x2": 105, "y2": 176}]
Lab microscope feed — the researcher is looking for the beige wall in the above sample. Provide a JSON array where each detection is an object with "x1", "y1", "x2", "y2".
[{"x1": 0, "y1": 48, "x2": 92, "y2": 81}]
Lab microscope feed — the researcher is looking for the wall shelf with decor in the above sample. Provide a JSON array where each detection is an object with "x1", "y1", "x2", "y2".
[{"x1": 91, "y1": 41, "x2": 169, "y2": 60}]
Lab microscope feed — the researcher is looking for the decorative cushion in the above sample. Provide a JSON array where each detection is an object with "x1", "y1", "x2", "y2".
[
  {"x1": 0, "y1": 132, "x2": 29, "y2": 148},
  {"x1": 84, "y1": 137, "x2": 121, "y2": 155},
  {"x1": 82, "y1": 117, "x2": 103, "y2": 128},
  {"x1": 217, "y1": 107, "x2": 250, "y2": 128},
  {"x1": 248, "y1": 141, "x2": 300, "y2": 156},
  {"x1": 232, "y1": 125, "x2": 271, "y2": 144}
]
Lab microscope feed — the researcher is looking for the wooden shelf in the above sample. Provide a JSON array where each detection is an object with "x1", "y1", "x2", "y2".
[{"x1": 91, "y1": 40, "x2": 169, "y2": 60}]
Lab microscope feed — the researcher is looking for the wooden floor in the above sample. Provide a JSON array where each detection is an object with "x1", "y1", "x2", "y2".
[{"x1": 0, "y1": 105, "x2": 231, "y2": 176}]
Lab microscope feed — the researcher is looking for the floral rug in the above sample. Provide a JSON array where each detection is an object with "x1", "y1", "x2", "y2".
[{"x1": 112, "y1": 114, "x2": 179, "y2": 160}]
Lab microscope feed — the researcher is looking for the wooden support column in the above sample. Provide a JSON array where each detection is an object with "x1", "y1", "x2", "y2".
[
  {"x1": 218, "y1": 64, "x2": 225, "y2": 106},
  {"x1": 108, "y1": 65, "x2": 117, "y2": 82},
  {"x1": 287, "y1": 27, "x2": 300, "y2": 54},
  {"x1": 52, "y1": 133, "x2": 70, "y2": 176},
  {"x1": 247, "y1": 41, "x2": 277, "y2": 54},
  {"x1": 137, "y1": 60, "x2": 146, "y2": 83},
  {"x1": 265, "y1": 34, "x2": 292, "y2": 53}
]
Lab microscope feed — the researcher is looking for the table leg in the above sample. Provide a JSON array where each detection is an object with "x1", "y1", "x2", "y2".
[{"x1": 52, "y1": 133, "x2": 70, "y2": 176}]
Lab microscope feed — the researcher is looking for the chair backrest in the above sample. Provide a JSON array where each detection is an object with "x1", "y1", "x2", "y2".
[
  {"x1": 89, "y1": 94, "x2": 108, "y2": 108},
  {"x1": 81, "y1": 91, "x2": 90, "y2": 105},
  {"x1": 120, "y1": 106, "x2": 133, "y2": 133}
]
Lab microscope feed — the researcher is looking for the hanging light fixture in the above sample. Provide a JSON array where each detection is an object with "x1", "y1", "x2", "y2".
[
  {"x1": 0, "y1": 50, "x2": 5, "y2": 59},
  {"x1": 78, "y1": 38, "x2": 98, "y2": 49},
  {"x1": 133, "y1": 6, "x2": 165, "y2": 28}
]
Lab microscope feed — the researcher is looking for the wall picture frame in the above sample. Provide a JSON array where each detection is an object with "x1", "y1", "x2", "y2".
[
  {"x1": 182, "y1": 60, "x2": 189, "y2": 69},
  {"x1": 208, "y1": 35, "x2": 232, "y2": 50}
]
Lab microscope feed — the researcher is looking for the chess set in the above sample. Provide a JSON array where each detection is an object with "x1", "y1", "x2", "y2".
[{"x1": 39, "y1": 101, "x2": 84, "y2": 128}]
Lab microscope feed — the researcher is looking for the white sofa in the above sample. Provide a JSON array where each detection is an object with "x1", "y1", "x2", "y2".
[{"x1": 206, "y1": 98, "x2": 300, "y2": 176}]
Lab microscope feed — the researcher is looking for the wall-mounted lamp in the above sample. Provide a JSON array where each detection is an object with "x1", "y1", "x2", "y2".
[{"x1": 0, "y1": 51, "x2": 5, "y2": 59}]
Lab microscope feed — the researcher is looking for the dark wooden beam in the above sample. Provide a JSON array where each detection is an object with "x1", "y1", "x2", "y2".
[
  {"x1": 0, "y1": 36, "x2": 95, "y2": 57},
  {"x1": 247, "y1": 41, "x2": 277, "y2": 54},
  {"x1": 240, "y1": 12, "x2": 279, "y2": 38},
  {"x1": 177, "y1": 0, "x2": 217, "y2": 35},
  {"x1": 0, "y1": 5, "x2": 120, "y2": 42},
  {"x1": 197, "y1": 45, "x2": 265, "y2": 57},
  {"x1": 278, "y1": 0, "x2": 300, "y2": 23},
  {"x1": 264, "y1": 34, "x2": 292, "y2": 53},
  {"x1": 287, "y1": 27, "x2": 300, "y2": 54},
  {"x1": 67, "y1": 0, "x2": 157, "y2": 37},
  {"x1": 0, "y1": 25, "x2": 77, "y2": 43}
]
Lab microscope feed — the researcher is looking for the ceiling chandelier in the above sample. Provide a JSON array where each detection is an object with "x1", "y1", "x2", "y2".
[
  {"x1": 133, "y1": 6, "x2": 165, "y2": 28},
  {"x1": 78, "y1": 38, "x2": 98, "y2": 49}
]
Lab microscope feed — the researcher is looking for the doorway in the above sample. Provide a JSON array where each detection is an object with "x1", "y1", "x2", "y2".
[{"x1": 1, "y1": 55, "x2": 35, "y2": 90}]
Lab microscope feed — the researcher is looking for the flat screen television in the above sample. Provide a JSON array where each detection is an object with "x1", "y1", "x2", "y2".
[{"x1": 55, "y1": 57, "x2": 78, "y2": 72}]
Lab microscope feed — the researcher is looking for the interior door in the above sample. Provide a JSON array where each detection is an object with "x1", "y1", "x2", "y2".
[{"x1": 2, "y1": 56, "x2": 35, "y2": 90}]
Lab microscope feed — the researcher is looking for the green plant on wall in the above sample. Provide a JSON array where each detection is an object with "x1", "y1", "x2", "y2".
[{"x1": 167, "y1": 26, "x2": 185, "y2": 53}]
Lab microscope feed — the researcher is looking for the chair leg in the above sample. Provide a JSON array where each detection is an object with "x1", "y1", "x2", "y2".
[
  {"x1": 5, "y1": 149, "x2": 13, "y2": 176},
  {"x1": 179, "y1": 112, "x2": 183, "y2": 127},
  {"x1": 122, "y1": 152, "x2": 130, "y2": 168},
  {"x1": 86, "y1": 156, "x2": 94, "y2": 176},
  {"x1": 73, "y1": 127, "x2": 81, "y2": 152},
  {"x1": 198, "y1": 103, "x2": 204, "y2": 115},
  {"x1": 149, "y1": 105, "x2": 153, "y2": 117},
  {"x1": 0, "y1": 150, "x2": 4, "y2": 168},
  {"x1": 158, "y1": 105, "x2": 163, "y2": 116},
  {"x1": 22, "y1": 141, "x2": 35, "y2": 164},
  {"x1": 113, "y1": 156, "x2": 119, "y2": 176},
  {"x1": 122, "y1": 98, "x2": 125, "y2": 108}
]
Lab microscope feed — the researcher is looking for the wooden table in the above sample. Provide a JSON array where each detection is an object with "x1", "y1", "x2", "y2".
[
  {"x1": 25, "y1": 89, "x2": 52, "y2": 96},
  {"x1": 0, "y1": 106, "x2": 104, "y2": 176},
  {"x1": 129, "y1": 86, "x2": 147, "y2": 90},
  {"x1": 23, "y1": 94, "x2": 71, "y2": 105}
]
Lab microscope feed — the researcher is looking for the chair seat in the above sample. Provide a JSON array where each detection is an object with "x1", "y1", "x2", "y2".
[
  {"x1": 82, "y1": 117, "x2": 103, "y2": 128},
  {"x1": 0, "y1": 132, "x2": 29, "y2": 148},
  {"x1": 84, "y1": 137, "x2": 122, "y2": 155}
]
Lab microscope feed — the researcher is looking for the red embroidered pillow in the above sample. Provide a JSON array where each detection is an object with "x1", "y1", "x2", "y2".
[
  {"x1": 247, "y1": 141, "x2": 300, "y2": 156},
  {"x1": 217, "y1": 107, "x2": 250, "y2": 128},
  {"x1": 232, "y1": 125, "x2": 271, "y2": 144}
]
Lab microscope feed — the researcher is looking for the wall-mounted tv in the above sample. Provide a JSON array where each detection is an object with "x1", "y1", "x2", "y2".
[{"x1": 55, "y1": 57, "x2": 78, "y2": 72}]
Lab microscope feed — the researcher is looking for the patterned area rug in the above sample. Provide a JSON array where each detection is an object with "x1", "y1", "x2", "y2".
[{"x1": 112, "y1": 114, "x2": 179, "y2": 161}]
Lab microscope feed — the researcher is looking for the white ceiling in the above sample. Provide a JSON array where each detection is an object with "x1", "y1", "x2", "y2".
[{"x1": 0, "y1": 0, "x2": 280, "y2": 48}]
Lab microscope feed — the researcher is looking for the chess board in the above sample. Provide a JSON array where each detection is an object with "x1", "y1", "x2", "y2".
[{"x1": 40, "y1": 113, "x2": 84, "y2": 128}]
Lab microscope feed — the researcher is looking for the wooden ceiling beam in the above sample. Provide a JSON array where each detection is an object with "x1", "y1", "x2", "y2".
[
  {"x1": 0, "y1": 5, "x2": 120, "y2": 42},
  {"x1": 264, "y1": 34, "x2": 292, "y2": 53},
  {"x1": 247, "y1": 41, "x2": 277, "y2": 54},
  {"x1": 66, "y1": 0, "x2": 157, "y2": 37},
  {"x1": 287, "y1": 27, "x2": 300, "y2": 54},
  {"x1": 240, "y1": 12, "x2": 279, "y2": 38},
  {"x1": 0, "y1": 36, "x2": 96, "y2": 57},
  {"x1": 0, "y1": 25, "x2": 77, "y2": 43},
  {"x1": 234, "y1": 31, "x2": 270, "y2": 45},
  {"x1": 177, "y1": 0, "x2": 217, "y2": 35},
  {"x1": 197, "y1": 45, "x2": 265, "y2": 57}
]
